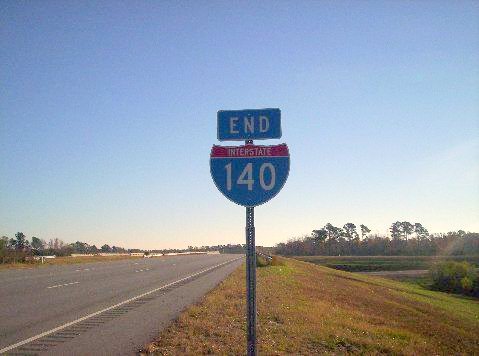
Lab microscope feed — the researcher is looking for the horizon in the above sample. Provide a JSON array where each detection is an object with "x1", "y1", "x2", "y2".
[
  {"x1": 2, "y1": 223, "x2": 476, "y2": 251},
  {"x1": 2, "y1": 2, "x2": 478, "y2": 250}
]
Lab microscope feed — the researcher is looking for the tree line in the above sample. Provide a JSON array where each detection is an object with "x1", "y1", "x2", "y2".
[
  {"x1": 149, "y1": 244, "x2": 246, "y2": 255},
  {"x1": 0, "y1": 232, "x2": 250, "y2": 264},
  {"x1": 0, "y1": 232, "x2": 130, "y2": 263},
  {"x1": 275, "y1": 222, "x2": 479, "y2": 256}
]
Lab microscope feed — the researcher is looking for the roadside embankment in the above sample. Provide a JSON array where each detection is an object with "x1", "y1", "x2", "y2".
[{"x1": 144, "y1": 257, "x2": 479, "y2": 355}]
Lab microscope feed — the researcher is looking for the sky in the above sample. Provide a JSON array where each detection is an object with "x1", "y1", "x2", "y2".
[{"x1": 1, "y1": 1, "x2": 478, "y2": 249}]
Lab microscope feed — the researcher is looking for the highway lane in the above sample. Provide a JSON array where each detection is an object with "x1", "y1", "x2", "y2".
[{"x1": 0, "y1": 254, "x2": 243, "y2": 355}]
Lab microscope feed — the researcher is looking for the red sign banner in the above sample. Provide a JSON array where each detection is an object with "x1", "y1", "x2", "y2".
[{"x1": 211, "y1": 144, "x2": 289, "y2": 158}]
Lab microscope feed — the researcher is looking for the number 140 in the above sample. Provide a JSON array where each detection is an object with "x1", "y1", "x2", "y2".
[{"x1": 224, "y1": 163, "x2": 276, "y2": 191}]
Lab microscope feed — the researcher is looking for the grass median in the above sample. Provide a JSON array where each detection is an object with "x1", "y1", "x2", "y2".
[
  {"x1": 144, "y1": 256, "x2": 479, "y2": 355},
  {"x1": 0, "y1": 255, "x2": 142, "y2": 270}
]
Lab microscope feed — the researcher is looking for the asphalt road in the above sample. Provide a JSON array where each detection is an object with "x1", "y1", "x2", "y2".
[{"x1": 0, "y1": 254, "x2": 243, "y2": 355}]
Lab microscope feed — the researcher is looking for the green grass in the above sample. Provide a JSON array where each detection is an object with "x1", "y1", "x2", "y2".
[
  {"x1": 144, "y1": 257, "x2": 479, "y2": 355},
  {"x1": 384, "y1": 274, "x2": 433, "y2": 289},
  {"x1": 294, "y1": 255, "x2": 479, "y2": 272}
]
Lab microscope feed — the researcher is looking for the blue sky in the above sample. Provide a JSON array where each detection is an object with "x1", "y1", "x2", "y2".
[{"x1": 1, "y1": 1, "x2": 478, "y2": 249}]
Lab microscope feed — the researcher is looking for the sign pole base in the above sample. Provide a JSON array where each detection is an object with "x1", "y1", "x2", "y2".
[{"x1": 245, "y1": 140, "x2": 257, "y2": 356}]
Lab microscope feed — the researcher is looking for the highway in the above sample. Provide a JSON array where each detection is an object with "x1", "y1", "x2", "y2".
[{"x1": 0, "y1": 254, "x2": 243, "y2": 355}]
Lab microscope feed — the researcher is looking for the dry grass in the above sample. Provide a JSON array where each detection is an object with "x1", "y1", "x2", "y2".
[
  {"x1": 145, "y1": 257, "x2": 479, "y2": 355},
  {"x1": 0, "y1": 255, "x2": 142, "y2": 270}
]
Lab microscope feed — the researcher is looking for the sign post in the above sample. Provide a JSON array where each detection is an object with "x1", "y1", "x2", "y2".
[
  {"x1": 245, "y1": 139, "x2": 257, "y2": 356},
  {"x1": 210, "y1": 109, "x2": 289, "y2": 356}
]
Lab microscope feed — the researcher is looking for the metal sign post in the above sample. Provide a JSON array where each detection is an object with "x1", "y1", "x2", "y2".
[
  {"x1": 210, "y1": 109, "x2": 289, "y2": 356},
  {"x1": 245, "y1": 139, "x2": 257, "y2": 356}
]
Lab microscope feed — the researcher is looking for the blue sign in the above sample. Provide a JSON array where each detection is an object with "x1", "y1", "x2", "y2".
[
  {"x1": 217, "y1": 108, "x2": 281, "y2": 141},
  {"x1": 210, "y1": 144, "x2": 290, "y2": 207}
]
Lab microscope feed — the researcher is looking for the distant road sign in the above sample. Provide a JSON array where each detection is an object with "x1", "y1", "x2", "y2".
[
  {"x1": 217, "y1": 108, "x2": 281, "y2": 141},
  {"x1": 210, "y1": 143, "x2": 290, "y2": 207}
]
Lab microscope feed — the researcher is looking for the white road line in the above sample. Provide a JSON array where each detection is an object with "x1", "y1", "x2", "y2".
[
  {"x1": 0, "y1": 256, "x2": 242, "y2": 354},
  {"x1": 135, "y1": 268, "x2": 151, "y2": 273},
  {"x1": 47, "y1": 282, "x2": 80, "y2": 289}
]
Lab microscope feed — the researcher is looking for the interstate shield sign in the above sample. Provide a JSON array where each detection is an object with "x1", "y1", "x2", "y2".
[{"x1": 210, "y1": 143, "x2": 290, "y2": 207}]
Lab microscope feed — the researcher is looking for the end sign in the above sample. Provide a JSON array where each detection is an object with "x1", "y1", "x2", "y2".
[{"x1": 217, "y1": 108, "x2": 281, "y2": 141}]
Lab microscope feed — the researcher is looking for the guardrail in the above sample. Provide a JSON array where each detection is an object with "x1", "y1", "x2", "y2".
[
  {"x1": 256, "y1": 251, "x2": 273, "y2": 267},
  {"x1": 32, "y1": 256, "x2": 56, "y2": 264},
  {"x1": 256, "y1": 252, "x2": 272, "y2": 261}
]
